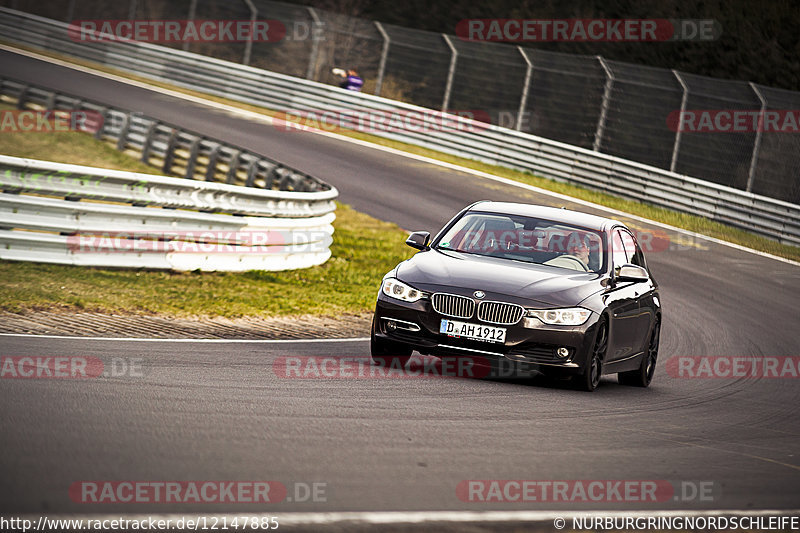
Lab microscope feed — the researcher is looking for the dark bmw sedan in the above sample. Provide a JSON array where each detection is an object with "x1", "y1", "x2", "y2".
[{"x1": 371, "y1": 201, "x2": 661, "y2": 391}]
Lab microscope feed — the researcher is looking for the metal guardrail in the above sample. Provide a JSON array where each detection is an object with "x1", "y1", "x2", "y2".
[
  {"x1": 0, "y1": 77, "x2": 335, "y2": 200},
  {"x1": 0, "y1": 156, "x2": 336, "y2": 271},
  {"x1": 0, "y1": 8, "x2": 798, "y2": 247}
]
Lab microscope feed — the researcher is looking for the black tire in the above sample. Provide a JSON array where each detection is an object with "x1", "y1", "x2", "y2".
[
  {"x1": 619, "y1": 319, "x2": 660, "y2": 387},
  {"x1": 370, "y1": 318, "x2": 412, "y2": 368},
  {"x1": 577, "y1": 317, "x2": 607, "y2": 392}
]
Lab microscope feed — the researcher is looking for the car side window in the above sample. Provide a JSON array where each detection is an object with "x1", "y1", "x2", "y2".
[
  {"x1": 612, "y1": 230, "x2": 627, "y2": 271},
  {"x1": 630, "y1": 243, "x2": 647, "y2": 268},
  {"x1": 619, "y1": 230, "x2": 636, "y2": 263},
  {"x1": 619, "y1": 230, "x2": 646, "y2": 268}
]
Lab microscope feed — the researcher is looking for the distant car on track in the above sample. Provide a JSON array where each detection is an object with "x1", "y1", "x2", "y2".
[{"x1": 371, "y1": 201, "x2": 661, "y2": 391}]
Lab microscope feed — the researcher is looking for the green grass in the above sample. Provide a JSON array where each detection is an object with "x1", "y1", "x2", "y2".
[
  {"x1": 5, "y1": 42, "x2": 797, "y2": 262},
  {"x1": 0, "y1": 106, "x2": 411, "y2": 317},
  {"x1": 0, "y1": 203, "x2": 408, "y2": 317},
  {"x1": 0, "y1": 107, "x2": 159, "y2": 173}
]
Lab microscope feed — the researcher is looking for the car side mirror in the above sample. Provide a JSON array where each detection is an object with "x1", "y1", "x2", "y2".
[
  {"x1": 617, "y1": 264, "x2": 649, "y2": 283},
  {"x1": 406, "y1": 231, "x2": 431, "y2": 251}
]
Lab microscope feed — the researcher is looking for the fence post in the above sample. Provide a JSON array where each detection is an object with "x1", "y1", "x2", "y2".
[
  {"x1": 182, "y1": 0, "x2": 197, "y2": 52},
  {"x1": 593, "y1": 56, "x2": 614, "y2": 152},
  {"x1": 305, "y1": 7, "x2": 322, "y2": 81},
  {"x1": 66, "y1": 0, "x2": 75, "y2": 22},
  {"x1": 670, "y1": 70, "x2": 689, "y2": 173},
  {"x1": 127, "y1": 0, "x2": 137, "y2": 20},
  {"x1": 374, "y1": 21, "x2": 390, "y2": 97},
  {"x1": 516, "y1": 46, "x2": 532, "y2": 131},
  {"x1": 747, "y1": 82, "x2": 766, "y2": 192},
  {"x1": 442, "y1": 34, "x2": 457, "y2": 112},
  {"x1": 242, "y1": 0, "x2": 257, "y2": 66}
]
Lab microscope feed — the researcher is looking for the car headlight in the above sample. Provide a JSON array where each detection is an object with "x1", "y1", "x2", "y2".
[
  {"x1": 526, "y1": 307, "x2": 592, "y2": 326},
  {"x1": 381, "y1": 278, "x2": 423, "y2": 303}
]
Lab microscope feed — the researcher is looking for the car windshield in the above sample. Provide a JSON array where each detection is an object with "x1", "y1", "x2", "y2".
[{"x1": 435, "y1": 212, "x2": 605, "y2": 273}]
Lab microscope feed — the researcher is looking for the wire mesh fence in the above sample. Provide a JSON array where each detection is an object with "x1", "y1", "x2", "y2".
[{"x1": 3, "y1": 0, "x2": 798, "y2": 205}]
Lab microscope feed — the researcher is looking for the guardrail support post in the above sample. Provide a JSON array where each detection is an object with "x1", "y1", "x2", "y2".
[
  {"x1": 185, "y1": 137, "x2": 202, "y2": 179},
  {"x1": 670, "y1": 70, "x2": 689, "y2": 173},
  {"x1": 141, "y1": 121, "x2": 158, "y2": 164},
  {"x1": 374, "y1": 21, "x2": 390, "y2": 97},
  {"x1": 593, "y1": 56, "x2": 614, "y2": 152},
  {"x1": 242, "y1": 0, "x2": 257, "y2": 66},
  {"x1": 16, "y1": 86, "x2": 28, "y2": 109},
  {"x1": 205, "y1": 145, "x2": 221, "y2": 181},
  {"x1": 116, "y1": 115, "x2": 131, "y2": 151},
  {"x1": 245, "y1": 160, "x2": 259, "y2": 187},
  {"x1": 442, "y1": 34, "x2": 457, "y2": 112},
  {"x1": 162, "y1": 130, "x2": 178, "y2": 174},
  {"x1": 305, "y1": 7, "x2": 322, "y2": 81},
  {"x1": 182, "y1": 0, "x2": 198, "y2": 52},
  {"x1": 94, "y1": 108, "x2": 108, "y2": 140},
  {"x1": 516, "y1": 46, "x2": 533, "y2": 131},
  {"x1": 226, "y1": 151, "x2": 242, "y2": 184},
  {"x1": 747, "y1": 83, "x2": 766, "y2": 193}
]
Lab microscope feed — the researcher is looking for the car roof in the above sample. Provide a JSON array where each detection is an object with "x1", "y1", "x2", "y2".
[{"x1": 467, "y1": 201, "x2": 621, "y2": 232}]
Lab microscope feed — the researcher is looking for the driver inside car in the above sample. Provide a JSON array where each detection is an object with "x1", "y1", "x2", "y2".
[{"x1": 566, "y1": 231, "x2": 591, "y2": 269}]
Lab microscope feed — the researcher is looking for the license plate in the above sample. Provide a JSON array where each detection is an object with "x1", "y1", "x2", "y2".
[{"x1": 440, "y1": 319, "x2": 506, "y2": 343}]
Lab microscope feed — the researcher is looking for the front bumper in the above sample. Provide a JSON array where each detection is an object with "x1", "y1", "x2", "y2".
[{"x1": 374, "y1": 293, "x2": 601, "y2": 377}]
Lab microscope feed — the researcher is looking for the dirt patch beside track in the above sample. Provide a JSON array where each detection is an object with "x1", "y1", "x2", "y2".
[{"x1": 0, "y1": 311, "x2": 372, "y2": 339}]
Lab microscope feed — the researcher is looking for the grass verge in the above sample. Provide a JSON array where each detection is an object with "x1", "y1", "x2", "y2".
[
  {"x1": 4, "y1": 42, "x2": 798, "y2": 262},
  {"x1": 0, "y1": 107, "x2": 410, "y2": 317}
]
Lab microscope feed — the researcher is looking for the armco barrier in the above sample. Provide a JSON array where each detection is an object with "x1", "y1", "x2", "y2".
[
  {"x1": 0, "y1": 8, "x2": 798, "y2": 246},
  {"x1": 0, "y1": 155, "x2": 336, "y2": 271},
  {"x1": 0, "y1": 78, "x2": 334, "y2": 201}
]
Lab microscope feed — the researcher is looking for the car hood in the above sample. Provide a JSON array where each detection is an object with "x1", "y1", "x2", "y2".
[{"x1": 395, "y1": 249, "x2": 604, "y2": 307}]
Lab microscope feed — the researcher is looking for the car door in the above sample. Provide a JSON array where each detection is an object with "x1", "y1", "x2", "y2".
[
  {"x1": 603, "y1": 228, "x2": 643, "y2": 362},
  {"x1": 622, "y1": 231, "x2": 658, "y2": 355}
]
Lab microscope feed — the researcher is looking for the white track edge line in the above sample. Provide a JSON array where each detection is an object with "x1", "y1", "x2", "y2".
[
  {"x1": 0, "y1": 332, "x2": 369, "y2": 343},
  {"x1": 4, "y1": 44, "x2": 798, "y2": 269}
]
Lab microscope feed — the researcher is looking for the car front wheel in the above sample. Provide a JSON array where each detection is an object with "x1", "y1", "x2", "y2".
[
  {"x1": 619, "y1": 319, "x2": 660, "y2": 387},
  {"x1": 577, "y1": 317, "x2": 607, "y2": 392}
]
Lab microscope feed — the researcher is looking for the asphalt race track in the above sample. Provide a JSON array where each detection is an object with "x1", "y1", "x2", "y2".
[{"x1": 1, "y1": 49, "x2": 800, "y2": 518}]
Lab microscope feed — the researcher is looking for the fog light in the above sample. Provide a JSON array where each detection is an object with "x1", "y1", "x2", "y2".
[
  {"x1": 386, "y1": 321, "x2": 397, "y2": 330},
  {"x1": 556, "y1": 347, "x2": 569, "y2": 358}
]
